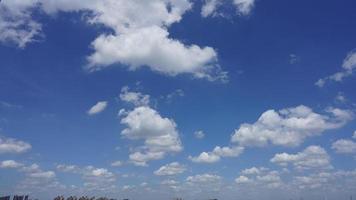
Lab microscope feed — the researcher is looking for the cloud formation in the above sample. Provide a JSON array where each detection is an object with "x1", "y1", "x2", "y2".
[
  {"x1": 121, "y1": 106, "x2": 183, "y2": 166},
  {"x1": 0, "y1": 160, "x2": 23, "y2": 168},
  {"x1": 316, "y1": 49, "x2": 356, "y2": 87},
  {"x1": 231, "y1": 105, "x2": 353, "y2": 147},
  {"x1": 332, "y1": 139, "x2": 356, "y2": 154},
  {"x1": 87, "y1": 101, "x2": 108, "y2": 115},
  {"x1": 271, "y1": 146, "x2": 332, "y2": 170},
  {"x1": 0, "y1": 0, "x2": 226, "y2": 81},
  {"x1": 0, "y1": 136, "x2": 32, "y2": 154},
  {"x1": 189, "y1": 146, "x2": 244, "y2": 163},
  {"x1": 154, "y1": 162, "x2": 186, "y2": 176},
  {"x1": 201, "y1": 0, "x2": 255, "y2": 17}
]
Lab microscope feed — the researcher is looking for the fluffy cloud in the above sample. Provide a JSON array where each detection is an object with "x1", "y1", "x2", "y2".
[
  {"x1": 316, "y1": 50, "x2": 356, "y2": 87},
  {"x1": 189, "y1": 146, "x2": 244, "y2": 163},
  {"x1": 56, "y1": 164, "x2": 116, "y2": 191},
  {"x1": 0, "y1": 0, "x2": 41, "y2": 48},
  {"x1": 87, "y1": 26, "x2": 225, "y2": 81},
  {"x1": 186, "y1": 173, "x2": 222, "y2": 183},
  {"x1": 194, "y1": 130, "x2": 205, "y2": 139},
  {"x1": 231, "y1": 105, "x2": 353, "y2": 147},
  {"x1": 201, "y1": 0, "x2": 255, "y2": 17},
  {"x1": 271, "y1": 146, "x2": 332, "y2": 170},
  {"x1": 0, "y1": 136, "x2": 32, "y2": 154},
  {"x1": 120, "y1": 106, "x2": 182, "y2": 166},
  {"x1": 154, "y1": 162, "x2": 186, "y2": 176},
  {"x1": 293, "y1": 172, "x2": 331, "y2": 189},
  {"x1": 241, "y1": 167, "x2": 268, "y2": 175},
  {"x1": 235, "y1": 168, "x2": 283, "y2": 189},
  {"x1": 87, "y1": 101, "x2": 108, "y2": 115},
  {"x1": 0, "y1": 160, "x2": 23, "y2": 168},
  {"x1": 119, "y1": 86, "x2": 150, "y2": 106},
  {"x1": 0, "y1": 0, "x2": 226, "y2": 81},
  {"x1": 332, "y1": 139, "x2": 356, "y2": 154},
  {"x1": 353, "y1": 131, "x2": 356, "y2": 139}
]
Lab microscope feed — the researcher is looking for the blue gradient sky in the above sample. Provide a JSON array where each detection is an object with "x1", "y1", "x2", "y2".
[{"x1": 0, "y1": 0, "x2": 356, "y2": 200}]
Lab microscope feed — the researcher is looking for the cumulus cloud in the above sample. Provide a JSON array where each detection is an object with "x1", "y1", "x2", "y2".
[
  {"x1": 14, "y1": 163, "x2": 60, "y2": 192},
  {"x1": 87, "y1": 101, "x2": 108, "y2": 115},
  {"x1": 241, "y1": 167, "x2": 268, "y2": 175},
  {"x1": 0, "y1": 136, "x2": 32, "y2": 154},
  {"x1": 293, "y1": 172, "x2": 333, "y2": 190},
  {"x1": 332, "y1": 139, "x2": 356, "y2": 154},
  {"x1": 120, "y1": 86, "x2": 150, "y2": 106},
  {"x1": 186, "y1": 173, "x2": 222, "y2": 184},
  {"x1": 154, "y1": 162, "x2": 186, "y2": 176},
  {"x1": 201, "y1": 0, "x2": 255, "y2": 17},
  {"x1": 236, "y1": 168, "x2": 283, "y2": 189},
  {"x1": 316, "y1": 50, "x2": 356, "y2": 87},
  {"x1": 56, "y1": 164, "x2": 116, "y2": 191},
  {"x1": 189, "y1": 146, "x2": 244, "y2": 163},
  {"x1": 0, "y1": 0, "x2": 227, "y2": 81},
  {"x1": 194, "y1": 130, "x2": 205, "y2": 139},
  {"x1": 0, "y1": 160, "x2": 23, "y2": 168},
  {"x1": 271, "y1": 146, "x2": 332, "y2": 170},
  {"x1": 231, "y1": 105, "x2": 353, "y2": 147},
  {"x1": 120, "y1": 106, "x2": 182, "y2": 166},
  {"x1": 353, "y1": 131, "x2": 356, "y2": 139}
]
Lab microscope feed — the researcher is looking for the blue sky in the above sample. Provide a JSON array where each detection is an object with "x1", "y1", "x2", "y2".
[{"x1": 0, "y1": 0, "x2": 356, "y2": 199}]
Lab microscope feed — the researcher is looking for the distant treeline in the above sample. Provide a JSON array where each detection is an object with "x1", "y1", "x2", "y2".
[
  {"x1": 0, "y1": 196, "x2": 118, "y2": 200},
  {"x1": 54, "y1": 196, "x2": 117, "y2": 200}
]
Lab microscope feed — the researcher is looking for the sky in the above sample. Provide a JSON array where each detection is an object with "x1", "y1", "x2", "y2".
[{"x1": 0, "y1": 0, "x2": 356, "y2": 199}]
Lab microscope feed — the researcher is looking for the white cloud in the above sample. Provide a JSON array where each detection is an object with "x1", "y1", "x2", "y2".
[
  {"x1": 332, "y1": 139, "x2": 356, "y2": 154},
  {"x1": 1, "y1": 0, "x2": 227, "y2": 81},
  {"x1": 189, "y1": 146, "x2": 244, "y2": 163},
  {"x1": 0, "y1": 160, "x2": 23, "y2": 168},
  {"x1": 0, "y1": 136, "x2": 32, "y2": 154},
  {"x1": 231, "y1": 105, "x2": 353, "y2": 147},
  {"x1": 233, "y1": 0, "x2": 255, "y2": 15},
  {"x1": 236, "y1": 168, "x2": 283, "y2": 188},
  {"x1": 241, "y1": 167, "x2": 268, "y2": 175},
  {"x1": 194, "y1": 130, "x2": 205, "y2": 139},
  {"x1": 186, "y1": 174, "x2": 222, "y2": 183},
  {"x1": 353, "y1": 131, "x2": 356, "y2": 139},
  {"x1": 316, "y1": 50, "x2": 356, "y2": 87},
  {"x1": 201, "y1": 0, "x2": 221, "y2": 17},
  {"x1": 120, "y1": 106, "x2": 182, "y2": 166},
  {"x1": 235, "y1": 175, "x2": 251, "y2": 184},
  {"x1": 154, "y1": 162, "x2": 186, "y2": 176},
  {"x1": 87, "y1": 26, "x2": 226, "y2": 81},
  {"x1": 292, "y1": 172, "x2": 331, "y2": 189},
  {"x1": 87, "y1": 101, "x2": 108, "y2": 115},
  {"x1": 201, "y1": 0, "x2": 255, "y2": 17},
  {"x1": 271, "y1": 146, "x2": 332, "y2": 170},
  {"x1": 0, "y1": 0, "x2": 42, "y2": 48},
  {"x1": 111, "y1": 160, "x2": 123, "y2": 167},
  {"x1": 119, "y1": 86, "x2": 150, "y2": 106},
  {"x1": 56, "y1": 164, "x2": 116, "y2": 191}
]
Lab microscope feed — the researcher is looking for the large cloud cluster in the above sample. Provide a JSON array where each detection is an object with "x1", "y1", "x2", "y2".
[
  {"x1": 119, "y1": 87, "x2": 183, "y2": 166},
  {"x1": 0, "y1": 0, "x2": 226, "y2": 81},
  {"x1": 231, "y1": 105, "x2": 353, "y2": 147}
]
